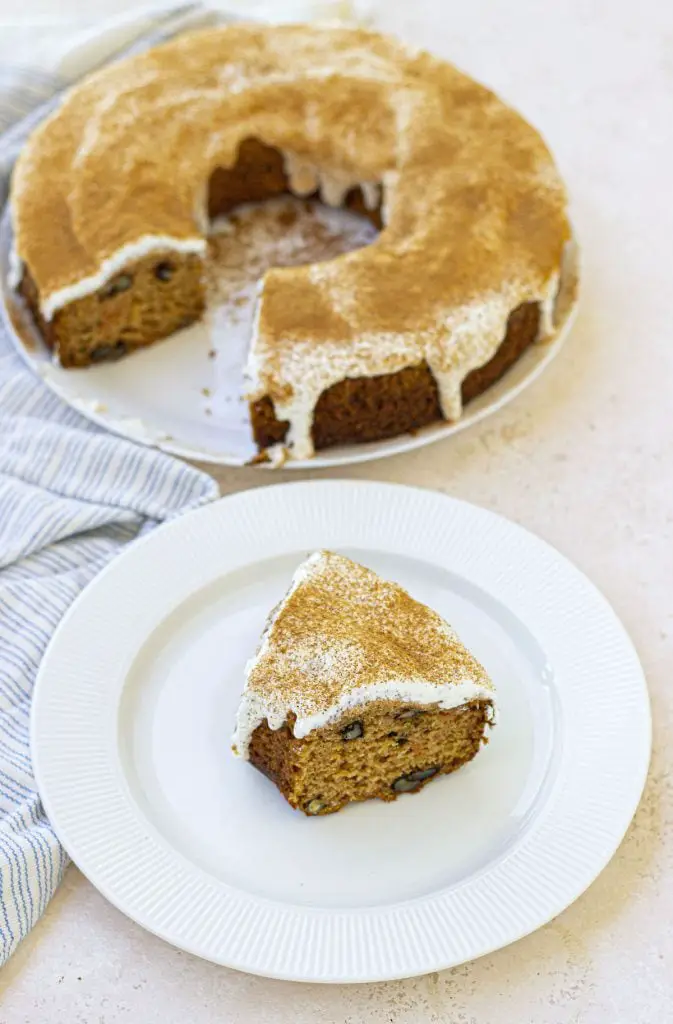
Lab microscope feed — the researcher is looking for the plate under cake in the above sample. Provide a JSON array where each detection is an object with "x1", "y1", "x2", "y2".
[
  {"x1": 30, "y1": 481, "x2": 650, "y2": 979},
  {"x1": 8, "y1": 22, "x2": 574, "y2": 461},
  {"x1": 233, "y1": 551, "x2": 496, "y2": 814}
]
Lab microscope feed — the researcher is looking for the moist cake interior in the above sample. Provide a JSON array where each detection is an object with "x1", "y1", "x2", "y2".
[{"x1": 249, "y1": 699, "x2": 493, "y2": 816}]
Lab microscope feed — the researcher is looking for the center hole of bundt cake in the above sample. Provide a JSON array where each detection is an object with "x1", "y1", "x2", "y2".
[
  {"x1": 204, "y1": 194, "x2": 378, "y2": 387},
  {"x1": 202, "y1": 139, "x2": 381, "y2": 382},
  {"x1": 207, "y1": 138, "x2": 383, "y2": 237}
]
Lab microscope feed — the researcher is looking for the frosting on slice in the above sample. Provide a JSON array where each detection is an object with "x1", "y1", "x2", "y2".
[{"x1": 233, "y1": 550, "x2": 495, "y2": 757}]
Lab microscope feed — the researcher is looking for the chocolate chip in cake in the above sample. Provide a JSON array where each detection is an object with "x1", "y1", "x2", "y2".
[
  {"x1": 392, "y1": 766, "x2": 439, "y2": 793},
  {"x1": 341, "y1": 721, "x2": 363, "y2": 741},
  {"x1": 100, "y1": 274, "x2": 133, "y2": 299},
  {"x1": 154, "y1": 261, "x2": 175, "y2": 282},
  {"x1": 396, "y1": 708, "x2": 424, "y2": 721},
  {"x1": 305, "y1": 799, "x2": 327, "y2": 815},
  {"x1": 90, "y1": 341, "x2": 128, "y2": 362}
]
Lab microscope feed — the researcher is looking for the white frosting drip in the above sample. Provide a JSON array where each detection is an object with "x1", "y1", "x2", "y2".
[
  {"x1": 433, "y1": 293, "x2": 517, "y2": 420},
  {"x1": 539, "y1": 271, "x2": 560, "y2": 339},
  {"x1": 283, "y1": 151, "x2": 381, "y2": 210},
  {"x1": 380, "y1": 169, "x2": 398, "y2": 225},
  {"x1": 40, "y1": 235, "x2": 207, "y2": 320},
  {"x1": 232, "y1": 552, "x2": 495, "y2": 758},
  {"x1": 7, "y1": 246, "x2": 23, "y2": 291},
  {"x1": 248, "y1": 281, "x2": 548, "y2": 459},
  {"x1": 360, "y1": 180, "x2": 381, "y2": 211},
  {"x1": 283, "y1": 154, "x2": 318, "y2": 196},
  {"x1": 551, "y1": 236, "x2": 580, "y2": 331},
  {"x1": 235, "y1": 675, "x2": 495, "y2": 758},
  {"x1": 6, "y1": 205, "x2": 23, "y2": 290}
]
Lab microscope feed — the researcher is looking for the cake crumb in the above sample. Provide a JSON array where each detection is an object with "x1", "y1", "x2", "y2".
[
  {"x1": 277, "y1": 206, "x2": 299, "y2": 228},
  {"x1": 247, "y1": 449, "x2": 271, "y2": 465}
]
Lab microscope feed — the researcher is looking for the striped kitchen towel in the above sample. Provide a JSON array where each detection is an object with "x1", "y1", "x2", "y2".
[{"x1": 0, "y1": 5, "x2": 225, "y2": 965}]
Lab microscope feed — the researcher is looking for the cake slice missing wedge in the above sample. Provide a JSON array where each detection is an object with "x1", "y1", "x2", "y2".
[{"x1": 232, "y1": 551, "x2": 495, "y2": 815}]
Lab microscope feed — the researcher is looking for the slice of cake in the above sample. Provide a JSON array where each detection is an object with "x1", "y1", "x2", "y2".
[{"x1": 233, "y1": 551, "x2": 495, "y2": 815}]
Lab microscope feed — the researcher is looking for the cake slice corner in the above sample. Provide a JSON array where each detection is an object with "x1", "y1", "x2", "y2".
[{"x1": 232, "y1": 550, "x2": 495, "y2": 814}]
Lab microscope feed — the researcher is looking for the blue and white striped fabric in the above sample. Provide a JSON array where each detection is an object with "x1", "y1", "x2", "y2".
[{"x1": 0, "y1": 6, "x2": 223, "y2": 964}]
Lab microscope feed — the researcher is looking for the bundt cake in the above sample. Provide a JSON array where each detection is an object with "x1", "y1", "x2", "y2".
[
  {"x1": 8, "y1": 23, "x2": 572, "y2": 460},
  {"x1": 233, "y1": 551, "x2": 495, "y2": 815}
]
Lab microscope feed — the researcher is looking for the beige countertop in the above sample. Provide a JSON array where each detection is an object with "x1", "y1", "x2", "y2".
[{"x1": 2, "y1": 0, "x2": 672, "y2": 1020}]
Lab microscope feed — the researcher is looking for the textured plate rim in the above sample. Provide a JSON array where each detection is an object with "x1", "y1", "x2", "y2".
[
  {"x1": 0, "y1": 208, "x2": 579, "y2": 469},
  {"x1": 30, "y1": 480, "x2": 650, "y2": 983}
]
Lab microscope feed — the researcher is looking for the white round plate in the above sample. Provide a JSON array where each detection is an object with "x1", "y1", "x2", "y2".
[
  {"x1": 32, "y1": 481, "x2": 649, "y2": 982},
  {"x1": 1, "y1": 208, "x2": 578, "y2": 469}
]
